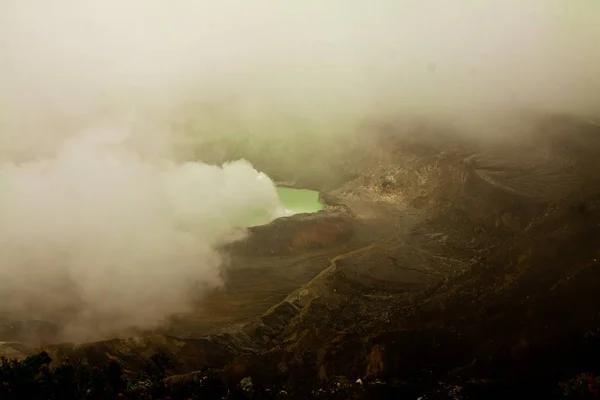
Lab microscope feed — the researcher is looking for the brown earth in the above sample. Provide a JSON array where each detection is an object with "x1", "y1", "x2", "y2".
[{"x1": 3, "y1": 113, "x2": 600, "y2": 398}]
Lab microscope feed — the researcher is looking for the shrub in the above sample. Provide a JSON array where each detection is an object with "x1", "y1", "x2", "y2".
[{"x1": 0, "y1": 351, "x2": 229, "y2": 400}]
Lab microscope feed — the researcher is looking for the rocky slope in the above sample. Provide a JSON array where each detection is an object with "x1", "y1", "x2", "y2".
[{"x1": 4, "y1": 113, "x2": 600, "y2": 398}]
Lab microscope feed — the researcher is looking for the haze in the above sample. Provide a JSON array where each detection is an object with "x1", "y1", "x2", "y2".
[{"x1": 0, "y1": 0, "x2": 599, "y2": 341}]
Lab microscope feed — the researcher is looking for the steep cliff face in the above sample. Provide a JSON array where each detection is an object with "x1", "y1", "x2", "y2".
[{"x1": 11, "y1": 114, "x2": 600, "y2": 397}]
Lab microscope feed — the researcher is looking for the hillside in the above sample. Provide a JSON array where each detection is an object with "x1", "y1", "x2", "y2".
[{"x1": 3, "y1": 114, "x2": 600, "y2": 399}]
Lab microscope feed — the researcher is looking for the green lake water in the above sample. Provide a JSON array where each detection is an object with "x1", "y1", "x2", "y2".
[
  {"x1": 276, "y1": 187, "x2": 323, "y2": 215},
  {"x1": 240, "y1": 187, "x2": 323, "y2": 228}
]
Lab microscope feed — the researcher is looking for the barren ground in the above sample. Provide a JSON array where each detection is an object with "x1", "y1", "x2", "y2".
[{"x1": 3, "y1": 114, "x2": 600, "y2": 398}]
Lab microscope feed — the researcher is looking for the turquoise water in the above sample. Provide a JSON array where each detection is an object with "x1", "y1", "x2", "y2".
[
  {"x1": 240, "y1": 187, "x2": 323, "y2": 227},
  {"x1": 276, "y1": 187, "x2": 323, "y2": 215}
]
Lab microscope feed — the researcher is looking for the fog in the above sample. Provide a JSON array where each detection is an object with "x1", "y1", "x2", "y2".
[
  {"x1": 1, "y1": 0, "x2": 599, "y2": 341},
  {"x1": 0, "y1": 128, "x2": 286, "y2": 340}
]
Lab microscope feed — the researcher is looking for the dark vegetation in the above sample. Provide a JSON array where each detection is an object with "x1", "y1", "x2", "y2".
[
  {"x1": 2, "y1": 332, "x2": 600, "y2": 399},
  {"x1": 0, "y1": 351, "x2": 230, "y2": 400}
]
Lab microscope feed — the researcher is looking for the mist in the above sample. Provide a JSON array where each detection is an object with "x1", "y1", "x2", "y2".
[
  {"x1": 1, "y1": 0, "x2": 599, "y2": 340},
  {"x1": 0, "y1": 127, "x2": 286, "y2": 340}
]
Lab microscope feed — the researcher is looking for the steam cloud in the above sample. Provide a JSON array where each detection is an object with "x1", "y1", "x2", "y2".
[
  {"x1": 0, "y1": 126, "x2": 285, "y2": 340},
  {"x1": 1, "y1": 0, "x2": 599, "y2": 340}
]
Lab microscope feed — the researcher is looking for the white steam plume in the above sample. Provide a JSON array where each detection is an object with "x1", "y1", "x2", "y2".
[{"x1": 0, "y1": 126, "x2": 285, "y2": 340}]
